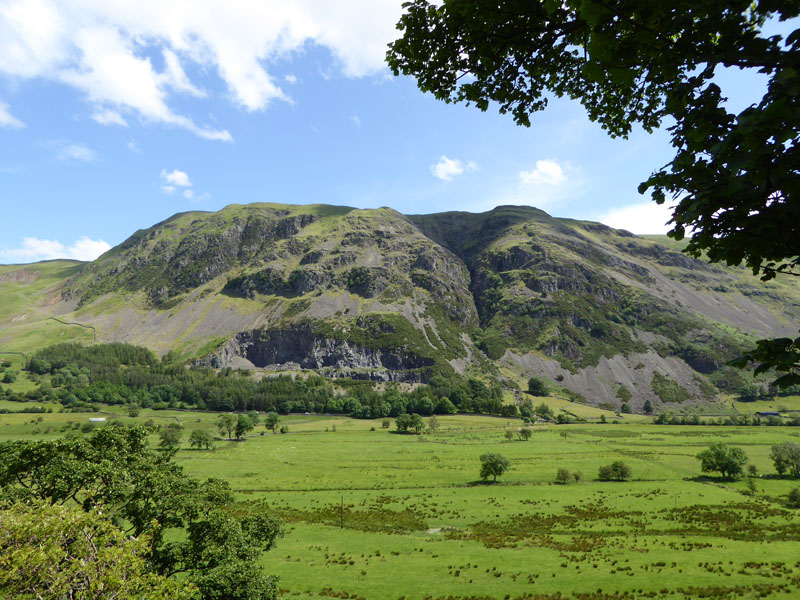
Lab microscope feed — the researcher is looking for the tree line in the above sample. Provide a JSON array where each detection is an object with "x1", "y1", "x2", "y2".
[{"x1": 16, "y1": 343, "x2": 516, "y2": 419}]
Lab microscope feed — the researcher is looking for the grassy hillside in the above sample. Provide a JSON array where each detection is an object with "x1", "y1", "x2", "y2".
[{"x1": 2, "y1": 203, "x2": 799, "y2": 410}]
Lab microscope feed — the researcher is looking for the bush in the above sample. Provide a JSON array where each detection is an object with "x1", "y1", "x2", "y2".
[
  {"x1": 598, "y1": 461, "x2": 631, "y2": 481},
  {"x1": 555, "y1": 468, "x2": 571, "y2": 484},
  {"x1": 527, "y1": 377, "x2": 549, "y2": 396},
  {"x1": 788, "y1": 488, "x2": 800, "y2": 508}
]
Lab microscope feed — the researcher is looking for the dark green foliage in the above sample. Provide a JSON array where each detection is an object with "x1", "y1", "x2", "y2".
[
  {"x1": 533, "y1": 402, "x2": 554, "y2": 421},
  {"x1": 789, "y1": 488, "x2": 800, "y2": 509},
  {"x1": 395, "y1": 413, "x2": 424, "y2": 434},
  {"x1": 527, "y1": 376, "x2": 549, "y2": 396},
  {"x1": 346, "y1": 267, "x2": 372, "y2": 296},
  {"x1": 2, "y1": 370, "x2": 16, "y2": 384},
  {"x1": 0, "y1": 426, "x2": 283, "y2": 600},
  {"x1": 616, "y1": 385, "x2": 632, "y2": 403},
  {"x1": 697, "y1": 443, "x2": 748, "y2": 479},
  {"x1": 555, "y1": 468, "x2": 570, "y2": 484},
  {"x1": 479, "y1": 453, "x2": 510, "y2": 482},
  {"x1": 159, "y1": 423, "x2": 183, "y2": 449},
  {"x1": 620, "y1": 402, "x2": 631, "y2": 414},
  {"x1": 263, "y1": 412, "x2": 280, "y2": 433},
  {"x1": 598, "y1": 461, "x2": 631, "y2": 481},
  {"x1": 650, "y1": 372, "x2": 690, "y2": 403},
  {"x1": 643, "y1": 399, "x2": 654, "y2": 414},
  {"x1": 517, "y1": 427, "x2": 532, "y2": 441},
  {"x1": 770, "y1": 443, "x2": 800, "y2": 478},
  {"x1": 235, "y1": 414, "x2": 254, "y2": 440},
  {"x1": 189, "y1": 429, "x2": 214, "y2": 450}
]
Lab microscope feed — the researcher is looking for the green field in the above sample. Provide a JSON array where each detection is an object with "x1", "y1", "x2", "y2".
[{"x1": 2, "y1": 407, "x2": 800, "y2": 599}]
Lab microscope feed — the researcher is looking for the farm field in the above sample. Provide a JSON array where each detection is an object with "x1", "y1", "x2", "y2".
[{"x1": 2, "y1": 408, "x2": 800, "y2": 599}]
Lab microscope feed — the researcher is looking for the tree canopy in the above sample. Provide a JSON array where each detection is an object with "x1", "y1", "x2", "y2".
[
  {"x1": 0, "y1": 425, "x2": 283, "y2": 600},
  {"x1": 697, "y1": 443, "x2": 748, "y2": 479},
  {"x1": 388, "y1": 0, "x2": 800, "y2": 383},
  {"x1": 479, "y1": 452, "x2": 510, "y2": 482}
]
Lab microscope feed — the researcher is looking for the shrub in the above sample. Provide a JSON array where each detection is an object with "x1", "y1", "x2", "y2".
[
  {"x1": 598, "y1": 461, "x2": 631, "y2": 481},
  {"x1": 788, "y1": 488, "x2": 800, "y2": 508},
  {"x1": 555, "y1": 468, "x2": 571, "y2": 484},
  {"x1": 527, "y1": 377, "x2": 549, "y2": 396}
]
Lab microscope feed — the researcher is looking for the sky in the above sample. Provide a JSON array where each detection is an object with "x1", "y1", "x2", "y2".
[{"x1": 0, "y1": 1, "x2": 791, "y2": 263}]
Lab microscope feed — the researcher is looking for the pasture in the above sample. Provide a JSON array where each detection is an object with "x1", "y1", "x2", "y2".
[{"x1": 2, "y1": 408, "x2": 800, "y2": 599}]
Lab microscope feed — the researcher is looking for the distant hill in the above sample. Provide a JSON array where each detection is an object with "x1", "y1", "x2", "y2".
[{"x1": 2, "y1": 202, "x2": 799, "y2": 411}]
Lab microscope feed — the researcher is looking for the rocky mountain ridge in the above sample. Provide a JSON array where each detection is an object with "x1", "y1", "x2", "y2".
[{"x1": 2, "y1": 202, "x2": 799, "y2": 411}]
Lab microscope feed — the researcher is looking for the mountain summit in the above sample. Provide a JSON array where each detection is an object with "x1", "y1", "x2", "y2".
[{"x1": 3, "y1": 202, "x2": 799, "y2": 410}]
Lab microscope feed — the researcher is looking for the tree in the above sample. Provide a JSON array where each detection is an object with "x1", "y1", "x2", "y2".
[
  {"x1": 159, "y1": 423, "x2": 183, "y2": 450},
  {"x1": 518, "y1": 427, "x2": 532, "y2": 441},
  {"x1": 248, "y1": 410, "x2": 261, "y2": 426},
  {"x1": 527, "y1": 376, "x2": 549, "y2": 397},
  {"x1": 789, "y1": 487, "x2": 800, "y2": 508},
  {"x1": 555, "y1": 467, "x2": 571, "y2": 484},
  {"x1": 264, "y1": 412, "x2": 280, "y2": 433},
  {"x1": 770, "y1": 442, "x2": 800, "y2": 477},
  {"x1": 0, "y1": 426, "x2": 284, "y2": 600},
  {"x1": 216, "y1": 413, "x2": 236, "y2": 440},
  {"x1": 396, "y1": 413, "x2": 425, "y2": 434},
  {"x1": 479, "y1": 452, "x2": 510, "y2": 482},
  {"x1": 0, "y1": 502, "x2": 194, "y2": 600},
  {"x1": 235, "y1": 414, "x2": 255, "y2": 440},
  {"x1": 643, "y1": 399, "x2": 654, "y2": 415},
  {"x1": 428, "y1": 415, "x2": 440, "y2": 436},
  {"x1": 696, "y1": 443, "x2": 748, "y2": 479},
  {"x1": 533, "y1": 402, "x2": 554, "y2": 421},
  {"x1": 504, "y1": 430, "x2": 515, "y2": 441},
  {"x1": 598, "y1": 461, "x2": 632, "y2": 481},
  {"x1": 388, "y1": 1, "x2": 800, "y2": 384},
  {"x1": 189, "y1": 429, "x2": 215, "y2": 450}
]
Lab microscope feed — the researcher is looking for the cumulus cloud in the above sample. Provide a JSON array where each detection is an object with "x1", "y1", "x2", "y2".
[
  {"x1": 0, "y1": 101, "x2": 24, "y2": 128},
  {"x1": 431, "y1": 155, "x2": 478, "y2": 181},
  {"x1": 161, "y1": 168, "x2": 191, "y2": 187},
  {"x1": 519, "y1": 160, "x2": 566, "y2": 186},
  {"x1": 56, "y1": 143, "x2": 98, "y2": 162},
  {"x1": 0, "y1": 0, "x2": 403, "y2": 139},
  {"x1": 598, "y1": 201, "x2": 676, "y2": 234},
  {"x1": 0, "y1": 236, "x2": 111, "y2": 263}
]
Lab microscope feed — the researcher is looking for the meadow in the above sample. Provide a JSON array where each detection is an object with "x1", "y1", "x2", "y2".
[{"x1": 2, "y1": 403, "x2": 800, "y2": 600}]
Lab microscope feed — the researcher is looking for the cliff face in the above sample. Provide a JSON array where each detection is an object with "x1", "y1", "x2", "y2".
[{"x1": 4, "y1": 202, "x2": 800, "y2": 407}]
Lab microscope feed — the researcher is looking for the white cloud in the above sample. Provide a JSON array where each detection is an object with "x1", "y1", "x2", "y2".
[
  {"x1": 431, "y1": 155, "x2": 478, "y2": 181},
  {"x1": 126, "y1": 140, "x2": 140, "y2": 153},
  {"x1": 351, "y1": 115, "x2": 361, "y2": 127},
  {"x1": 161, "y1": 185, "x2": 176, "y2": 194},
  {"x1": 57, "y1": 143, "x2": 98, "y2": 162},
  {"x1": 182, "y1": 189, "x2": 194, "y2": 199},
  {"x1": 0, "y1": 101, "x2": 24, "y2": 128},
  {"x1": 0, "y1": 0, "x2": 403, "y2": 139},
  {"x1": 161, "y1": 168, "x2": 191, "y2": 187},
  {"x1": 284, "y1": 74, "x2": 297, "y2": 84},
  {"x1": 598, "y1": 201, "x2": 676, "y2": 234},
  {"x1": 0, "y1": 236, "x2": 110, "y2": 263},
  {"x1": 91, "y1": 108, "x2": 127, "y2": 126},
  {"x1": 520, "y1": 160, "x2": 566, "y2": 186}
]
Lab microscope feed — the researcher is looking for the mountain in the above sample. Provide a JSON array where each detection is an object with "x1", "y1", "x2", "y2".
[{"x1": 2, "y1": 202, "x2": 799, "y2": 411}]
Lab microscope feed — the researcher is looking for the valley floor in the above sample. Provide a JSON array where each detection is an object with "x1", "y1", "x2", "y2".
[{"x1": 2, "y1": 409, "x2": 800, "y2": 599}]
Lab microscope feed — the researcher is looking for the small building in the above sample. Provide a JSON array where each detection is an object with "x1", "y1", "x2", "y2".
[{"x1": 88, "y1": 417, "x2": 107, "y2": 423}]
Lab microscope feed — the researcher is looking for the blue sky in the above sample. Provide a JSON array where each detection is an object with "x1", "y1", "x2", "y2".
[{"x1": 0, "y1": 1, "x2": 791, "y2": 263}]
